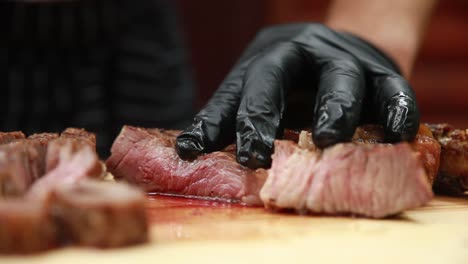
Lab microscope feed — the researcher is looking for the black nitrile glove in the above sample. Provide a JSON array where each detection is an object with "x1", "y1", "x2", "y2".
[{"x1": 176, "y1": 23, "x2": 420, "y2": 169}]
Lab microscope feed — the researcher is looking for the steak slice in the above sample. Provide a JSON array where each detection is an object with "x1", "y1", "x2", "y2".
[
  {"x1": 29, "y1": 143, "x2": 103, "y2": 200},
  {"x1": 50, "y1": 180, "x2": 148, "y2": 248},
  {"x1": 28, "y1": 133, "x2": 60, "y2": 180},
  {"x1": 61, "y1": 128, "x2": 97, "y2": 150},
  {"x1": 28, "y1": 133, "x2": 60, "y2": 145},
  {"x1": 106, "y1": 126, "x2": 267, "y2": 205},
  {"x1": 46, "y1": 128, "x2": 97, "y2": 172},
  {"x1": 0, "y1": 128, "x2": 148, "y2": 254},
  {"x1": 106, "y1": 125, "x2": 440, "y2": 209},
  {"x1": 260, "y1": 140, "x2": 433, "y2": 218},
  {"x1": 0, "y1": 141, "x2": 43, "y2": 197},
  {"x1": 427, "y1": 123, "x2": 468, "y2": 195},
  {"x1": 0, "y1": 199, "x2": 58, "y2": 254},
  {"x1": 0, "y1": 131, "x2": 25, "y2": 145},
  {"x1": 351, "y1": 124, "x2": 441, "y2": 185},
  {"x1": 0, "y1": 130, "x2": 95, "y2": 198}
]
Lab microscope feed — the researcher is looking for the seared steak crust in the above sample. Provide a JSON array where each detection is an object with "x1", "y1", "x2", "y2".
[
  {"x1": 352, "y1": 124, "x2": 441, "y2": 185},
  {"x1": 427, "y1": 123, "x2": 468, "y2": 195},
  {"x1": 0, "y1": 131, "x2": 26, "y2": 145}
]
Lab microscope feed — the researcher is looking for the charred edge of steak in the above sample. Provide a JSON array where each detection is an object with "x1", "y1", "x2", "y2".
[
  {"x1": 0, "y1": 131, "x2": 26, "y2": 145},
  {"x1": 299, "y1": 124, "x2": 441, "y2": 186},
  {"x1": 425, "y1": 123, "x2": 454, "y2": 138},
  {"x1": 61, "y1": 128, "x2": 97, "y2": 150},
  {"x1": 0, "y1": 200, "x2": 59, "y2": 254},
  {"x1": 50, "y1": 180, "x2": 148, "y2": 248},
  {"x1": 432, "y1": 173, "x2": 466, "y2": 196},
  {"x1": 426, "y1": 123, "x2": 468, "y2": 195},
  {"x1": 28, "y1": 133, "x2": 60, "y2": 144}
]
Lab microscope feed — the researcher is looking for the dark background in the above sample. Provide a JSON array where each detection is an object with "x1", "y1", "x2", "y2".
[{"x1": 175, "y1": 0, "x2": 468, "y2": 128}]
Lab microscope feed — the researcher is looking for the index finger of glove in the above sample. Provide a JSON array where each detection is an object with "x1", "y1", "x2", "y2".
[
  {"x1": 175, "y1": 57, "x2": 256, "y2": 160},
  {"x1": 236, "y1": 42, "x2": 305, "y2": 169},
  {"x1": 312, "y1": 57, "x2": 366, "y2": 148},
  {"x1": 371, "y1": 75, "x2": 420, "y2": 142}
]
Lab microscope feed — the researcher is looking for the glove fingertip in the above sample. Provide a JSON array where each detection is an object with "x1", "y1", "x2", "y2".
[
  {"x1": 382, "y1": 93, "x2": 420, "y2": 142},
  {"x1": 175, "y1": 133, "x2": 204, "y2": 160},
  {"x1": 175, "y1": 122, "x2": 206, "y2": 160},
  {"x1": 236, "y1": 137, "x2": 272, "y2": 169},
  {"x1": 312, "y1": 130, "x2": 343, "y2": 149},
  {"x1": 311, "y1": 93, "x2": 361, "y2": 149}
]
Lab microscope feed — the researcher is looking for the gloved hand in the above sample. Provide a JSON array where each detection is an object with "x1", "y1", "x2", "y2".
[{"x1": 176, "y1": 23, "x2": 420, "y2": 169}]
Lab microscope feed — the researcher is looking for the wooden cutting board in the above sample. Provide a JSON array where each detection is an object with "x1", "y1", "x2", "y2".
[{"x1": 2, "y1": 195, "x2": 468, "y2": 264}]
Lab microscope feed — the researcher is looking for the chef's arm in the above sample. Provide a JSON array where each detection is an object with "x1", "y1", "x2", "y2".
[{"x1": 326, "y1": 0, "x2": 438, "y2": 78}]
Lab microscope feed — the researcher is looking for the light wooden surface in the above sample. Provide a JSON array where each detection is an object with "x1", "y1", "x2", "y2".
[{"x1": 2, "y1": 195, "x2": 468, "y2": 264}]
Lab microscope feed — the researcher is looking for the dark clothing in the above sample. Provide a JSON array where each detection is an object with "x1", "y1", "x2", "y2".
[{"x1": 0, "y1": 0, "x2": 194, "y2": 157}]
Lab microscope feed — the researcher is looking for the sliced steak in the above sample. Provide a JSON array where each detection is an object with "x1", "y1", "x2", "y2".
[
  {"x1": 260, "y1": 140, "x2": 433, "y2": 218},
  {"x1": 51, "y1": 180, "x2": 148, "y2": 248},
  {"x1": 28, "y1": 133, "x2": 60, "y2": 145},
  {"x1": 0, "y1": 131, "x2": 95, "y2": 197},
  {"x1": 61, "y1": 128, "x2": 97, "y2": 150},
  {"x1": 0, "y1": 199, "x2": 58, "y2": 254},
  {"x1": 0, "y1": 129, "x2": 98, "y2": 198},
  {"x1": 29, "y1": 144, "x2": 103, "y2": 200},
  {"x1": 28, "y1": 133, "x2": 60, "y2": 180},
  {"x1": 0, "y1": 134, "x2": 34, "y2": 196},
  {"x1": 106, "y1": 125, "x2": 440, "y2": 208},
  {"x1": 409, "y1": 125, "x2": 442, "y2": 185},
  {"x1": 0, "y1": 131, "x2": 25, "y2": 145},
  {"x1": 106, "y1": 126, "x2": 267, "y2": 205},
  {"x1": 427, "y1": 123, "x2": 468, "y2": 195},
  {"x1": 0, "y1": 141, "x2": 43, "y2": 197},
  {"x1": 46, "y1": 128, "x2": 97, "y2": 172},
  {"x1": 351, "y1": 124, "x2": 441, "y2": 185},
  {"x1": 0, "y1": 180, "x2": 146, "y2": 254},
  {"x1": 45, "y1": 138, "x2": 94, "y2": 173},
  {"x1": 0, "y1": 127, "x2": 149, "y2": 253}
]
